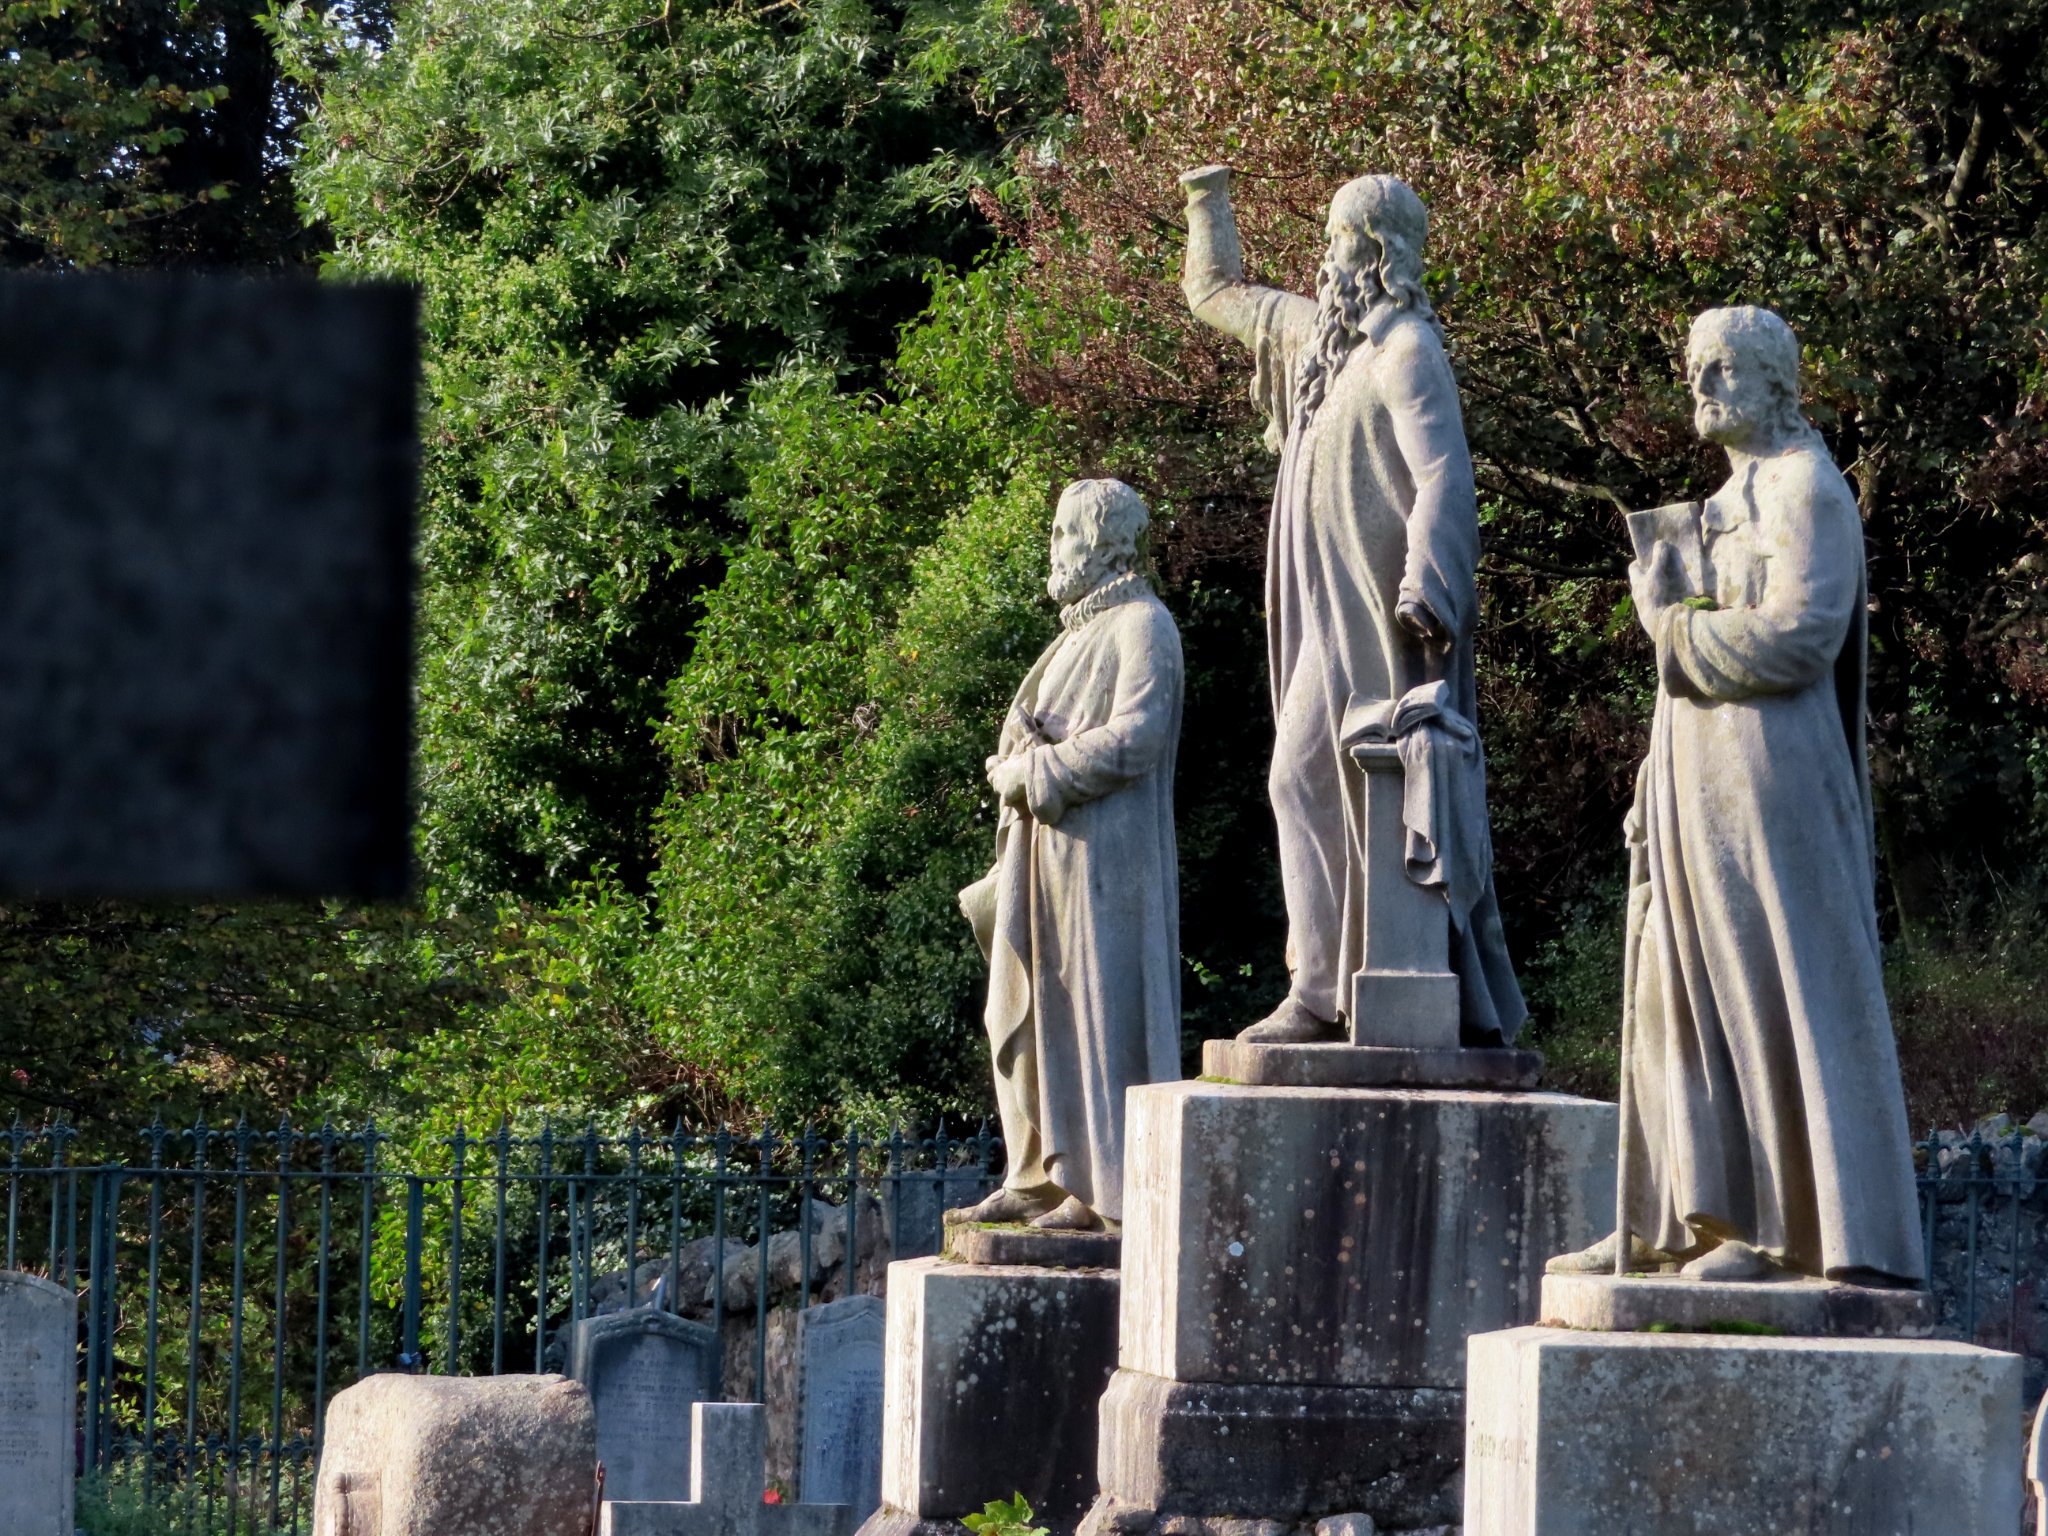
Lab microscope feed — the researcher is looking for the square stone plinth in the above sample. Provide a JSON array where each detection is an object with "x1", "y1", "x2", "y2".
[
  {"x1": 1121, "y1": 1083, "x2": 1614, "y2": 1390},
  {"x1": 1540, "y1": 1271, "x2": 1934, "y2": 1338},
  {"x1": 943, "y1": 1226, "x2": 1119, "y2": 1270},
  {"x1": 1465, "y1": 1327, "x2": 2025, "y2": 1535},
  {"x1": 871, "y1": 1258, "x2": 1118, "y2": 1534},
  {"x1": 1093, "y1": 1367, "x2": 1463, "y2": 1530}
]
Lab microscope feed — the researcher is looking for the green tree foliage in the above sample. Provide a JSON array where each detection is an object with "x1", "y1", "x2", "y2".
[
  {"x1": 0, "y1": 0, "x2": 317, "y2": 266},
  {"x1": 0, "y1": 901, "x2": 497, "y2": 1131},
  {"x1": 1001, "y1": 0, "x2": 2048, "y2": 988},
  {"x1": 0, "y1": 0, "x2": 443, "y2": 1144},
  {"x1": 27, "y1": 0, "x2": 2042, "y2": 1135},
  {"x1": 277, "y1": 0, "x2": 1041, "y2": 904}
]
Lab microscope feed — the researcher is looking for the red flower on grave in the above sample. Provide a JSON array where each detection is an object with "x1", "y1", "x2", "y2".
[{"x1": 763, "y1": 1489, "x2": 783, "y2": 1506}]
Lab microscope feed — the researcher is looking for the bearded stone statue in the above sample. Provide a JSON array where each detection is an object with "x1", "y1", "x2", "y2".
[
  {"x1": 1554, "y1": 307, "x2": 1924, "y2": 1285},
  {"x1": 946, "y1": 479, "x2": 1184, "y2": 1233},
  {"x1": 1178, "y1": 166, "x2": 1525, "y2": 1047}
]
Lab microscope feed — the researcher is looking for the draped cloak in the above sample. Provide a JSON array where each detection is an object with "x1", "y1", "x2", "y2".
[
  {"x1": 971, "y1": 580, "x2": 1183, "y2": 1221},
  {"x1": 1622, "y1": 439, "x2": 1924, "y2": 1281},
  {"x1": 1194, "y1": 283, "x2": 1525, "y2": 1041}
]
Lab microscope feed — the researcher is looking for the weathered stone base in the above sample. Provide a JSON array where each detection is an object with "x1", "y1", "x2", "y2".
[
  {"x1": 852, "y1": 1510, "x2": 968, "y2": 1536},
  {"x1": 1199, "y1": 1040, "x2": 1541, "y2": 1091},
  {"x1": 1082, "y1": 1368, "x2": 1462, "y2": 1534},
  {"x1": 869, "y1": 1257, "x2": 1118, "y2": 1536},
  {"x1": 943, "y1": 1225, "x2": 1121, "y2": 1270},
  {"x1": 312, "y1": 1374, "x2": 597, "y2": 1536},
  {"x1": 1123, "y1": 1083, "x2": 1615, "y2": 1389},
  {"x1": 1465, "y1": 1326, "x2": 2025, "y2": 1534},
  {"x1": 1539, "y1": 1271, "x2": 1933, "y2": 1337}
]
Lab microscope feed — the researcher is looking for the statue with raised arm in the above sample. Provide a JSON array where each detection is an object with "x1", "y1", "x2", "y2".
[
  {"x1": 946, "y1": 479, "x2": 1184, "y2": 1234},
  {"x1": 1552, "y1": 307, "x2": 1923, "y2": 1284},
  {"x1": 1178, "y1": 165, "x2": 1524, "y2": 1046}
]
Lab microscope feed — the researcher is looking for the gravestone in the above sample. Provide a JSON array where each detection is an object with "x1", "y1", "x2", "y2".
[
  {"x1": 887, "y1": 1170, "x2": 994, "y2": 1260},
  {"x1": 571, "y1": 1310, "x2": 721, "y2": 1502},
  {"x1": 603, "y1": 1401, "x2": 849, "y2": 1536},
  {"x1": 798, "y1": 1296, "x2": 885, "y2": 1521},
  {"x1": 311, "y1": 1372, "x2": 596, "y2": 1536},
  {"x1": 0, "y1": 274, "x2": 416, "y2": 899},
  {"x1": 0, "y1": 1271, "x2": 76, "y2": 1536}
]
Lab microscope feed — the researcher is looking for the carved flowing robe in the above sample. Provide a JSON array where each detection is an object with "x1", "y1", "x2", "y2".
[
  {"x1": 971, "y1": 577, "x2": 1183, "y2": 1220},
  {"x1": 1623, "y1": 439, "x2": 1924, "y2": 1280},
  {"x1": 1192, "y1": 283, "x2": 1524, "y2": 1040}
]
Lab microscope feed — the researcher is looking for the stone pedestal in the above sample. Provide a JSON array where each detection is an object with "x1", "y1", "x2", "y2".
[
  {"x1": 943, "y1": 1226, "x2": 1120, "y2": 1270},
  {"x1": 1348, "y1": 743, "x2": 1458, "y2": 1048},
  {"x1": 1464, "y1": 1326, "x2": 2026, "y2": 1535},
  {"x1": 857, "y1": 1257, "x2": 1119, "y2": 1536},
  {"x1": 1085, "y1": 1081, "x2": 1614, "y2": 1536},
  {"x1": 1539, "y1": 1271, "x2": 1934, "y2": 1338}
]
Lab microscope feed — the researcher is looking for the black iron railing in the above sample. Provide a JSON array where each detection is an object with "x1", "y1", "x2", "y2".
[
  {"x1": 7, "y1": 1116, "x2": 1000, "y2": 1535},
  {"x1": 12, "y1": 1118, "x2": 2044, "y2": 1534}
]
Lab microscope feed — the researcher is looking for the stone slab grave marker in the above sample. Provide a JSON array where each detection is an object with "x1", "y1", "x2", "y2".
[
  {"x1": 0, "y1": 1271, "x2": 76, "y2": 1536},
  {"x1": 603, "y1": 1401, "x2": 850, "y2": 1536},
  {"x1": 571, "y1": 1309, "x2": 722, "y2": 1503},
  {"x1": 311, "y1": 1372, "x2": 597, "y2": 1536},
  {"x1": 0, "y1": 274, "x2": 415, "y2": 899},
  {"x1": 798, "y1": 1296, "x2": 885, "y2": 1523}
]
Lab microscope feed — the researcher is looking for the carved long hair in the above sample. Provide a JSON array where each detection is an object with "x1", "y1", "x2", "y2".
[{"x1": 1293, "y1": 174, "x2": 1437, "y2": 434}]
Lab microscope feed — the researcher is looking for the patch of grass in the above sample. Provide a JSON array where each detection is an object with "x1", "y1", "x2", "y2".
[
  {"x1": 1645, "y1": 1318, "x2": 1784, "y2": 1337},
  {"x1": 77, "y1": 1479, "x2": 236, "y2": 1536}
]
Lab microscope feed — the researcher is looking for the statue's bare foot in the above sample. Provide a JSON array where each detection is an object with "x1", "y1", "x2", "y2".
[
  {"x1": 1678, "y1": 1240, "x2": 1786, "y2": 1282},
  {"x1": 1236, "y1": 995, "x2": 1341, "y2": 1044},
  {"x1": 1545, "y1": 1230, "x2": 1677, "y2": 1275},
  {"x1": 943, "y1": 1187, "x2": 1061, "y2": 1227},
  {"x1": 1029, "y1": 1196, "x2": 1105, "y2": 1232}
]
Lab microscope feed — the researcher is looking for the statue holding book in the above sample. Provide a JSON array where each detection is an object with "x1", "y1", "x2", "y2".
[{"x1": 1553, "y1": 306, "x2": 1924, "y2": 1285}]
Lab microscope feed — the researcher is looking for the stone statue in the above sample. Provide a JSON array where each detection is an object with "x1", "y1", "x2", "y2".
[
  {"x1": 1553, "y1": 306, "x2": 1924, "y2": 1285},
  {"x1": 1178, "y1": 165, "x2": 1524, "y2": 1046},
  {"x1": 946, "y1": 479, "x2": 1184, "y2": 1233}
]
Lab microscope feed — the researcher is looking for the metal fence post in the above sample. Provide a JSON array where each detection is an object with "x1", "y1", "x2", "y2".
[{"x1": 402, "y1": 1176, "x2": 425, "y2": 1370}]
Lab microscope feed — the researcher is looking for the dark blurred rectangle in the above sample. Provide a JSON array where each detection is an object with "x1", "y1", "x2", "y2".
[{"x1": 0, "y1": 275, "x2": 416, "y2": 899}]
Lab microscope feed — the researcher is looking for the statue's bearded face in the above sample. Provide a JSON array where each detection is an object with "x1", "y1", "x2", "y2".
[
  {"x1": 1323, "y1": 215, "x2": 1378, "y2": 284},
  {"x1": 1687, "y1": 336, "x2": 1778, "y2": 448},
  {"x1": 1047, "y1": 501, "x2": 1113, "y2": 604}
]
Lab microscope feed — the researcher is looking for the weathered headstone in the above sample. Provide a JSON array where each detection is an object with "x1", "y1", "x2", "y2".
[
  {"x1": 570, "y1": 1310, "x2": 721, "y2": 1502},
  {"x1": 603, "y1": 1401, "x2": 849, "y2": 1536},
  {"x1": 798, "y1": 1296, "x2": 884, "y2": 1521},
  {"x1": 311, "y1": 1372, "x2": 596, "y2": 1536},
  {"x1": 0, "y1": 274, "x2": 416, "y2": 899},
  {"x1": 885, "y1": 1176, "x2": 946, "y2": 1260},
  {"x1": 0, "y1": 1272, "x2": 76, "y2": 1536}
]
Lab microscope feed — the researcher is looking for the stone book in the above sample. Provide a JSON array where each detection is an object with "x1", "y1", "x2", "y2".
[{"x1": 1625, "y1": 499, "x2": 1706, "y2": 599}]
